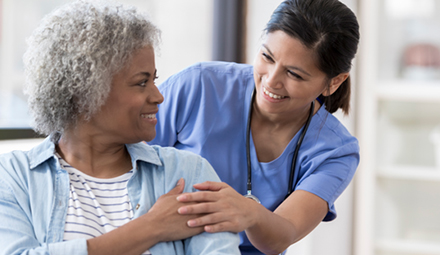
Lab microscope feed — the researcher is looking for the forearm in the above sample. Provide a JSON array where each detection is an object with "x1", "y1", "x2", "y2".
[
  {"x1": 87, "y1": 193, "x2": 203, "y2": 255},
  {"x1": 245, "y1": 203, "x2": 299, "y2": 255},
  {"x1": 87, "y1": 214, "x2": 160, "y2": 255},
  {"x1": 246, "y1": 190, "x2": 328, "y2": 254}
]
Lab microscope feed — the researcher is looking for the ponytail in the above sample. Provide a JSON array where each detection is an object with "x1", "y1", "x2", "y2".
[{"x1": 318, "y1": 76, "x2": 351, "y2": 114}]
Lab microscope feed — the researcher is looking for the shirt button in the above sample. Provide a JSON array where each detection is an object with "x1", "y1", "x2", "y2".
[{"x1": 136, "y1": 204, "x2": 140, "y2": 210}]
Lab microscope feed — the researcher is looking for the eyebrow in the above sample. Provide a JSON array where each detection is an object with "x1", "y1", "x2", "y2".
[
  {"x1": 262, "y1": 44, "x2": 312, "y2": 77},
  {"x1": 132, "y1": 69, "x2": 157, "y2": 79}
]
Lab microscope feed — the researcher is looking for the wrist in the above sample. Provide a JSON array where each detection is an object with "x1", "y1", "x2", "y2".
[
  {"x1": 138, "y1": 212, "x2": 164, "y2": 243},
  {"x1": 246, "y1": 197, "x2": 266, "y2": 230}
]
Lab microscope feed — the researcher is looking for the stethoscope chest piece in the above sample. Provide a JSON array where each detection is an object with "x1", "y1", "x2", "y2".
[{"x1": 244, "y1": 191, "x2": 261, "y2": 204}]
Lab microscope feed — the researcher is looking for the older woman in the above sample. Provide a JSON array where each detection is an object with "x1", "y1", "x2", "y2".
[{"x1": 0, "y1": 1, "x2": 239, "y2": 254}]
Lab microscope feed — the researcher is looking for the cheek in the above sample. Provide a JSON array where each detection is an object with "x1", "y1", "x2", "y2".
[
  {"x1": 253, "y1": 57, "x2": 263, "y2": 71},
  {"x1": 317, "y1": 82, "x2": 329, "y2": 96},
  {"x1": 253, "y1": 59, "x2": 267, "y2": 81}
]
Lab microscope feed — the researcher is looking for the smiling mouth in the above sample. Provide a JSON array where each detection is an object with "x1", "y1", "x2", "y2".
[
  {"x1": 141, "y1": 113, "x2": 156, "y2": 119},
  {"x1": 263, "y1": 87, "x2": 286, "y2": 99}
]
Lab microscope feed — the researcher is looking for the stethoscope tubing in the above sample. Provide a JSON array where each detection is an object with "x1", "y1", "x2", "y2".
[{"x1": 245, "y1": 87, "x2": 315, "y2": 202}]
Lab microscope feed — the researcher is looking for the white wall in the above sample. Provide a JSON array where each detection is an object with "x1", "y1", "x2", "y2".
[{"x1": 118, "y1": 0, "x2": 214, "y2": 84}]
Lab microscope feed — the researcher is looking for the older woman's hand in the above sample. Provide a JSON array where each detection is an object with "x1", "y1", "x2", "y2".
[
  {"x1": 176, "y1": 181, "x2": 262, "y2": 233},
  {"x1": 146, "y1": 178, "x2": 205, "y2": 242}
]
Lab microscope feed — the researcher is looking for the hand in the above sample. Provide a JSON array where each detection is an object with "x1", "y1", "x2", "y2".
[
  {"x1": 176, "y1": 181, "x2": 261, "y2": 233},
  {"x1": 146, "y1": 178, "x2": 204, "y2": 242}
]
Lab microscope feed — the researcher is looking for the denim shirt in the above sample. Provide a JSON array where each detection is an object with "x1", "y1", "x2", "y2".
[{"x1": 0, "y1": 137, "x2": 240, "y2": 255}]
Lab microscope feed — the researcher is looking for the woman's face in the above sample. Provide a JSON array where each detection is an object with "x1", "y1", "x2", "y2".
[
  {"x1": 253, "y1": 30, "x2": 334, "y2": 117},
  {"x1": 89, "y1": 46, "x2": 163, "y2": 143}
]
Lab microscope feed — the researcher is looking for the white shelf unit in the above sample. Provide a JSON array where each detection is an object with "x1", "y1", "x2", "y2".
[
  {"x1": 376, "y1": 239, "x2": 440, "y2": 254},
  {"x1": 376, "y1": 82, "x2": 440, "y2": 102},
  {"x1": 377, "y1": 165, "x2": 440, "y2": 181},
  {"x1": 355, "y1": 0, "x2": 440, "y2": 255}
]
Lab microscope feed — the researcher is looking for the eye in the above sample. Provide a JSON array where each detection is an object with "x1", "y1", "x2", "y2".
[
  {"x1": 261, "y1": 52, "x2": 274, "y2": 63},
  {"x1": 287, "y1": 70, "x2": 304, "y2": 80},
  {"x1": 137, "y1": 79, "x2": 148, "y2": 87}
]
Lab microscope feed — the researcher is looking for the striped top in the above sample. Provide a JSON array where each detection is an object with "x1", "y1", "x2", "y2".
[{"x1": 57, "y1": 154, "x2": 151, "y2": 255}]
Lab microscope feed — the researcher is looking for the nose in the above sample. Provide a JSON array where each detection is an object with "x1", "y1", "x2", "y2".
[
  {"x1": 148, "y1": 84, "x2": 164, "y2": 105},
  {"x1": 265, "y1": 65, "x2": 283, "y2": 89}
]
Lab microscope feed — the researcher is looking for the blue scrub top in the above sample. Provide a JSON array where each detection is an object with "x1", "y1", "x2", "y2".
[{"x1": 149, "y1": 61, "x2": 360, "y2": 254}]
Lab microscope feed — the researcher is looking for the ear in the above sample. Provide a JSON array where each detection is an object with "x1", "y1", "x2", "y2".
[{"x1": 322, "y1": 73, "x2": 349, "y2": 96}]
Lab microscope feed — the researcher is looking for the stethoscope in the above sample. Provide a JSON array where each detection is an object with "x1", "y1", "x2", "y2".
[{"x1": 244, "y1": 87, "x2": 315, "y2": 203}]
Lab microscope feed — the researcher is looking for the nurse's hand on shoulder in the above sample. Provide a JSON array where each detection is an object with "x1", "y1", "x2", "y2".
[
  {"x1": 176, "y1": 181, "x2": 262, "y2": 233},
  {"x1": 147, "y1": 178, "x2": 204, "y2": 241}
]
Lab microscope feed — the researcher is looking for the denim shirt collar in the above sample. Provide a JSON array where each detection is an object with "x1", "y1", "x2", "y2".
[
  {"x1": 126, "y1": 142, "x2": 163, "y2": 168},
  {"x1": 28, "y1": 136, "x2": 162, "y2": 170}
]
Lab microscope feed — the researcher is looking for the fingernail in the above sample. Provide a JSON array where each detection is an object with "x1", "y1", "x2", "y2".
[
  {"x1": 176, "y1": 178, "x2": 183, "y2": 186},
  {"x1": 176, "y1": 194, "x2": 186, "y2": 201},
  {"x1": 178, "y1": 207, "x2": 187, "y2": 214},
  {"x1": 187, "y1": 220, "x2": 196, "y2": 227}
]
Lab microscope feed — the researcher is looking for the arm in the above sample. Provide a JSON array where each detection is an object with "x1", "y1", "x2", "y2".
[
  {"x1": 176, "y1": 136, "x2": 359, "y2": 254},
  {"x1": 246, "y1": 190, "x2": 328, "y2": 254},
  {"x1": 0, "y1": 177, "x2": 202, "y2": 255},
  {"x1": 183, "y1": 229, "x2": 240, "y2": 255},
  {"x1": 88, "y1": 178, "x2": 205, "y2": 255},
  {"x1": 177, "y1": 182, "x2": 327, "y2": 254},
  {"x1": 181, "y1": 157, "x2": 240, "y2": 255}
]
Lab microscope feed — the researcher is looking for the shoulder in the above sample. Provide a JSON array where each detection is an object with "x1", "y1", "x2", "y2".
[
  {"x1": 302, "y1": 107, "x2": 360, "y2": 177},
  {"x1": 314, "y1": 107, "x2": 359, "y2": 150},
  {"x1": 302, "y1": 108, "x2": 360, "y2": 173},
  {"x1": 0, "y1": 150, "x2": 29, "y2": 190},
  {"x1": 196, "y1": 61, "x2": 254, "y2": 75},
  {"x1": 158, "y1": 61, "x2": 254, "y2": 92},
  {"x1": 149, "y1": 145, "x2": 220, "y2": 185},
  {"x1": 172, "y1": 61, "x2": 253, "y2": 78},
  {"x1": 150, "y1": 145, "x2": 205, "y2": 167},
  {"x1": 0, "y1": 138, "x2": 53, "y2": 191},
  {"x1": 129, "y1": 142, "x2": 207, "y2": 170}
]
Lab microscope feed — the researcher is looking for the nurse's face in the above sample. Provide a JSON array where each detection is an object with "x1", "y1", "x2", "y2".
[
  {"x1": 253, "y1": 30, "x2": 343, "y2": 117},
  {"x1": 88, "y1": 46, "x2": 164, "y2": 144}
]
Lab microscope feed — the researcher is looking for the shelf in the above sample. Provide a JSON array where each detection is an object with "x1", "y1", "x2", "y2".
[
  {"x1": 376, "y1": 239, "x2": 440, "y2": 254},
  {"x1": 377, "y1": 165, "x2": 440, "y2": 181},
  {"x1": 376, "y1": 81, "x2": 440, "y2": 102}
]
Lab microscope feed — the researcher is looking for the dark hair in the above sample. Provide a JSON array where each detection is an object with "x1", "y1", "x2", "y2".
[{"x1": 265, "y1": 0, "x2": 360, "y2": 114}]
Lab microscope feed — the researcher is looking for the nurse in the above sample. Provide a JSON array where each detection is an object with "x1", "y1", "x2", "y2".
[{"x1": 149, "y1": 0, "x2": 360, "y2": 254}]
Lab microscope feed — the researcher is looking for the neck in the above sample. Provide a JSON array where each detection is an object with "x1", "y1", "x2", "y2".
[
  {"x1": 252, "y1": 101, "x2": 315, "y2": 131},
  {"x1": 56, "y1": 127, "x2": 132, "y2": 178},
  {"x1": 250, "y1": 99, "x2": 317, "y2": 162}
]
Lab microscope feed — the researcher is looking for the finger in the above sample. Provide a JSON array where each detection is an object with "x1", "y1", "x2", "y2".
[
  {"x1": 192, "y1": 181, "x2": 229, "y2": 191},
  {"x1": 178, "y1": 201, "x2": 219, "y2": 215},
  {"x1": 204, "y1": 222, "x2": 235, "y2": 233},
  {"x1": 186, "y1": 214, "x2": 243, "y2": 233},
  {"x1": 186, "y1": 213, "x2": 231, "y2": 230},
  {"x1": 176, "y1": 190, "x2": 218, "y2": 202},
  {"x1": 167, "y1": 178, "x2": 185, "y2": 195}
]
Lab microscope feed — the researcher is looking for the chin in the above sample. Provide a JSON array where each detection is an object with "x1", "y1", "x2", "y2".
[{"x1": 143, "y1": 133, "x2": 156, "y2": 142}]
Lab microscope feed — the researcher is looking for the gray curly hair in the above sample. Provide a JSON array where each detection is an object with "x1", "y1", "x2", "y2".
[{"x1": 23, "y1": 0, "x2": 160, "y2": 141}]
